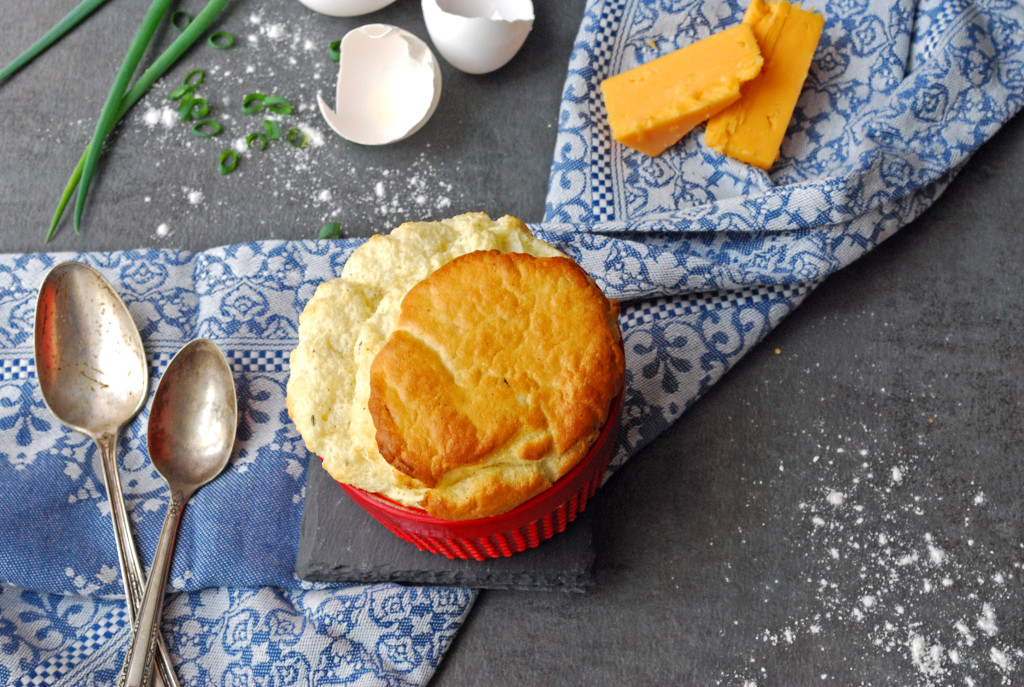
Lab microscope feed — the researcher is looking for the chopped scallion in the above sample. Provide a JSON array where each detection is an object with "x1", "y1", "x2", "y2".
[
  {"x1": 329, "y1": 40, "x2": 341, "y2": 63},
  {"x1": 264, "y1": 119, "x2": 281, "y2": 140},
  {"x1": 192, "y1": 120, "x2": 222, "y2": 137},
  {"x1": 208, "y1": 31, "x2": 234, "y2": 49},
  {"x1": 171, "y1": 10, "x2": 192, "y2": 30},
  {"x1": 177, "y1": 95, "x2": 208, "y2": 121},
  {"x1": 246, "y1": 132, "x2": 268, "y2": 150},
  {"x1": 263, "y1": 95, "x2": 293, "y2": 115},
  {"x1": 287, "y1": 127, "x2": 306, "y2": 148},
  {"x1": 241, "y1": 92, "x2": 265, "y2": 114},
  {"x1": 318, "y1": 222, "x2": 343, "y2": 239},
  {"x1": 219, "y1": 149, "x2": 239, "y2": 174},
  {"x1": 168, "y1": 83, "x2": 194, "y2": 100}
]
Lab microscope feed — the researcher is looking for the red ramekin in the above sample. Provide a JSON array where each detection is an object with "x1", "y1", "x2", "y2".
[{"x1": 334, "y1": 389, "x2": 624, "y2": 561}]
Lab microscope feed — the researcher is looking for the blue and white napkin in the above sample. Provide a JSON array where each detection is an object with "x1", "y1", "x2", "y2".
[{"x1": 1, "y1": 0, "x2": 1021, "y2": 684}]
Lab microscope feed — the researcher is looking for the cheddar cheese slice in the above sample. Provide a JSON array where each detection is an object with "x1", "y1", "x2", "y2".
[
  {"x1": 600, "y1": 24, "x2": 764, "y2": 157},
  {"x1": 705, "y1": 0, "x2": 824, "y2": 169}
]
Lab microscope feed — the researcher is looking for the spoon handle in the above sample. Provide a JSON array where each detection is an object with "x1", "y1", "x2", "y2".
[
  {"x1": 97, "y1": 432, "x2": 180, "y2": 687},
  {"x1": 120, "y1": 489, "x2": 186, "y2": 687}
]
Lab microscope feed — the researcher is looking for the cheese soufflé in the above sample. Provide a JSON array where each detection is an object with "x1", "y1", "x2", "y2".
[{"x1": 286, "y1": 213, "x2": 625, "y2": 520}]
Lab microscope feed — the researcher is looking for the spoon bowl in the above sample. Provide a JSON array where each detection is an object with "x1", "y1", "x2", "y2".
[
  {"x1": 35, "y1": 261, "x2": 147, "y2": 437},
  {"x1": 34, "y1": 262, "x2": 180, "y2": 687},
  {"x1": 147, "y1": 339, "x2": 238, "y2": 492},
  {"x1": 121, "y1": 338, "x2": 237, "y2": 687}
]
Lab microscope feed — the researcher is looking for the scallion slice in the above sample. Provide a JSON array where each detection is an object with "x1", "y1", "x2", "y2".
[
  {"x1": 263, "y1": 95, "x2": 293, "y2": 115},
  {"x1": 208, "y1": 31, "x2": 234, "y2": 49},
  {"x1": 191, "y1": 120, "x2": 222, "y2": 137},
  {"x1": 171, "y1": 10, "x2": 192, "y2": 30},
  {"x1": 318, "y1": 222, "x2": 342, "y2": 239},
  {"x1": 329, "y1": 40, "x2": 341, "y2": 63},
  {"x1": 287, "y1": 127, "x2": 306, "y2": 148},
  {"x1": 241, "y1": 92, "x2": 265, "y2": 114},
  {"x1": 178, "y1": 96, "x2": 208, "y2": 121},
  {"x1": 246, "y1": 132, "x2": 268, "y2": 150},
  {"x1": 219, "y1": 149, "x2": 239, "y2": 174},
  {"x1": 169, "y1": 69, "x2": 203, "y2": 100},
  {"x1": 168, "y1": 83, "x2": 194, "y2": 100},
  {"x1": 264, "y1": 119, "x2": 281, "y2": 140}
]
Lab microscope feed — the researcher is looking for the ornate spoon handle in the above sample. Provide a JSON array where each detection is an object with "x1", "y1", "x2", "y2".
[
  {"x1": 97, "y1": 432, "x2": 179, "y2": 687},
  {"x1": 118, "y1": 488, "x2": 188, "y2": 687}
]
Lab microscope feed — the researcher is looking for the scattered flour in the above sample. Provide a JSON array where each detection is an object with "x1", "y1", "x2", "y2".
[
  {"x1": 826, "y1": 490, "x2": 845, "y2": 506},
  {"x1": 185, "y1": 188, "x2": 204, "y2": 205},
  {"x1": 141, "y1": 105, "x2": 177, "y2": 129},
  {"x1": 719, "y1": 406, "x2": 1024, "y2": 686}
]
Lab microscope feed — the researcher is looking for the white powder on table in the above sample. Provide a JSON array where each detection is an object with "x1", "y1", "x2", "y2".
[{"x1": 718, "y1": 375, "x2": 1024, "y2": 687}]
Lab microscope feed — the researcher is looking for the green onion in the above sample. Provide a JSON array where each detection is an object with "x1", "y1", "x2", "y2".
[
  {"x1": 208, "y1": 31, "x2": 234, "y2": 49},
  {"x1": 246, "y1": 132, "x2": 268, "y2": 150},
  {"x1": 318, "y1": 222, "x2": 342, "y2": 239},
  {"x1": 263, "y1": 95, "x2": 293, "y2": 115},
  {"x1": 0, "y1": 0, "x2": 115, "y2": 83},
  {"x1": 74, "y1": 0, "x2": 176, "y2": 232},
  {"x1": 48, "y1": 0, "x2": 230, "y2": 241},
  {"x1": 168, "y1": 83, "x2": 194, "y2": 100},
  {"x1": 241, "y1": 92, "x2": 265, "y2": 114},
  {"x1": 169, "y1": 70, "x2": 202, "y2": 100},
  {"x1": 286, "y1": 127, "x2": 306, "y2": 148},
  {"x1": 329, "y1": 40, "x2": 341, "y2": 63},
  {"x1": 263, "y1": 119, "x2": 281, "y2": 140},
  {"x1": 177, "y1": 95, "x2": 208, "y2": 121},
  {"x1": 219, "y1": 149, "x2": 239, "y2": 174},
  {"x1": 191, "y1": 120, "x2": 221, "y2": 137},
  {"x1": 171, "y1": 10, "x2": 192, "y2": 30}
]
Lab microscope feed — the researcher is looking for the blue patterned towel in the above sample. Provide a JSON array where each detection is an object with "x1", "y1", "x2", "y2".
[{"x1": 1, "y1": 0, "x2": 1021, "y2": 684}]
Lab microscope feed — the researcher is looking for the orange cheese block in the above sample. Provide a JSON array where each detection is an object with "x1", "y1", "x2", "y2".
[
  {"x1": 705, "y1": 0, "x2": 825, "y2": 169},
  {"x1": 600, "y1": 24, "x2": 764, "y2": 157}
]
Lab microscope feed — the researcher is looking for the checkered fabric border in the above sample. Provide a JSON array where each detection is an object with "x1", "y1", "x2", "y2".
[
  {"x1": 148, "y1": 346, "x2": 290, "y2": 375},
  {"x1": 910, "y1": 0, "x2": 975, "y2": 70},
  {"x1": 589, "y1": 0, "x2": 628, "y2": 223},
  {"x1": 620, "y1": 283, "x2": 805, "y2": 333},
  {"x1": 0, "y1": 347, "x2": 291, "y2": 384},
  {"x1": 0, "y1": 356, "x2": 34, "y2": 382},
  {"x1": 226, "y1": 347, "x2": 290, "y2": 374},
  {"x1": 15, "y1": 604, "x2": 128, "y2": 687}
]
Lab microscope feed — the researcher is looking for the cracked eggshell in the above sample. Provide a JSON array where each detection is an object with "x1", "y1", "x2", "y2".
[
  {"x1": 317, "y1": 24, "x2": 442, "y2": 146},
  {"x1": 296, "y1": 0, "x2": 398, "y2": 17},
  {"x1": 421, "y1": 0, "x2": 534, "y2": 74}
]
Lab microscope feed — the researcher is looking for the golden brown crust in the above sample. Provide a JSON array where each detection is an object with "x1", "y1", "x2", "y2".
[{"x1": 368, "y1": 250, "x2": 625, "y2": 518}]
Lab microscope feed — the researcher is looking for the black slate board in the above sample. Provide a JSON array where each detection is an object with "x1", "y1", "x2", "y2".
[{"x1": 295, "y1": 459, "x2": 597, "y2": 592}]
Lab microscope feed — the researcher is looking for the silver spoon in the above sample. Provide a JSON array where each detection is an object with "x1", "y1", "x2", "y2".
[
  {"x1": 35, "y1": 261, "x2": 179, "y2": 687},
  {"x1": 120, "y1": 338, "x2": 237, "y2": 687}
]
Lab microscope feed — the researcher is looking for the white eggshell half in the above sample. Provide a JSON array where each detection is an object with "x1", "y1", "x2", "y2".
[
  {"x1": 318, "y1": 24, "x2": 442, "y2": 146},
  {"x1": 422, "y1": 0, "x2": 534, "y2": 74},
  {"x1": 296, "y1": 0, "x2": 397, "y2": 17}
]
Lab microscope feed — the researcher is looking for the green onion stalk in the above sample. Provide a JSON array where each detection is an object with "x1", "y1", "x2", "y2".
[
  {"x1": 0, "y1": 0, "x2": 115, "y2": 83},
  {"x1": 48, "y1": 0, "x2": 231, "y2": 241}
]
